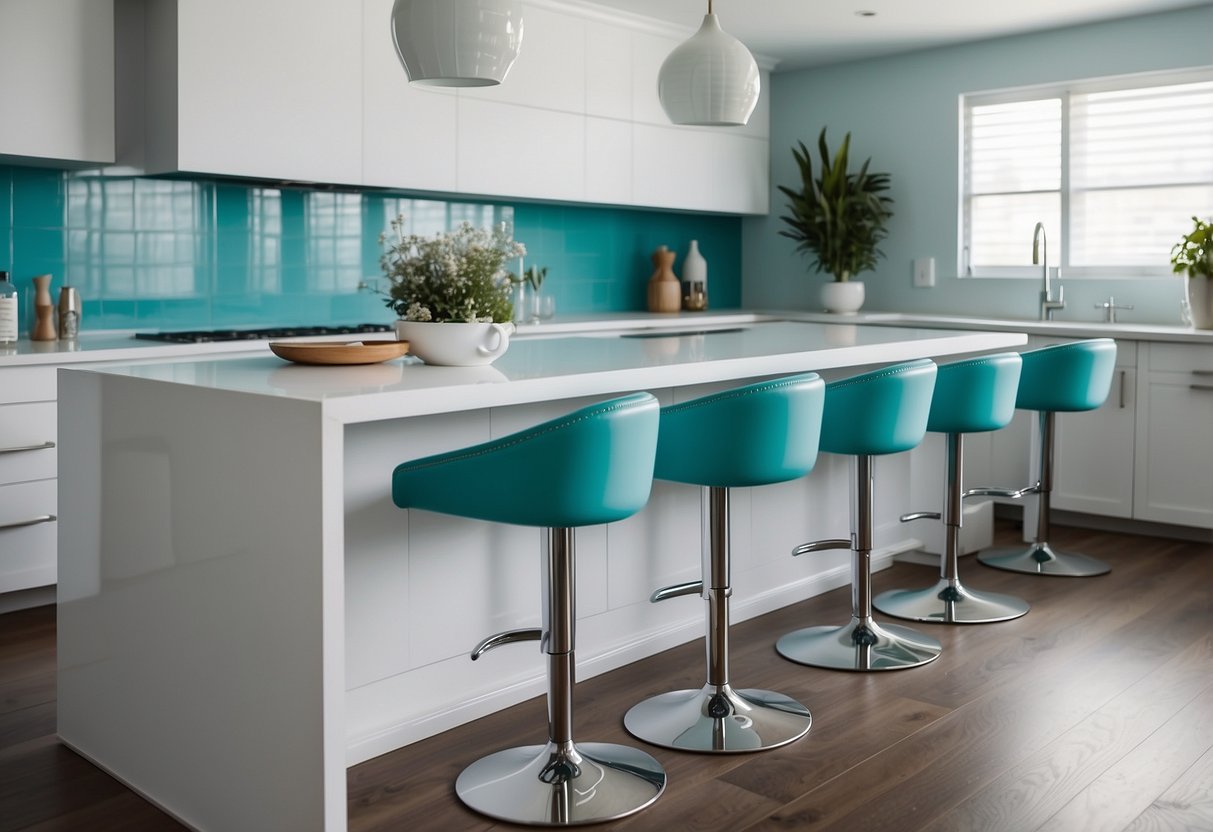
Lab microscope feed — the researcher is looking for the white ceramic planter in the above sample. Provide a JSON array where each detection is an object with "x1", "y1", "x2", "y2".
[
  {"x1": 1187, "y1": 277, "x2": 1213, "y2": 330},
  {"x1": 395, "y1": 320, "x2": 514, "y2": 366},
  {"x1": 820, "y1": 281, "x2": 865, "y2": 315}
]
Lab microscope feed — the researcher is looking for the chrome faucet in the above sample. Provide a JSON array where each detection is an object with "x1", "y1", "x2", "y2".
[{"x1": 1033, "y1": 222, "x2": 1065, "y2": 321}]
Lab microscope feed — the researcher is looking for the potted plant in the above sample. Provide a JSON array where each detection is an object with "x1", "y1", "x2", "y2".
[
  {"x1": 380, "y1": 215, "x2": 525, "y2": 365},
  {"x1": 778, "y1": 128, "x2": 894, "y2": 314},
  {"x1": 1171, "y1": 215, "x2": 1212, "y2": 329}
]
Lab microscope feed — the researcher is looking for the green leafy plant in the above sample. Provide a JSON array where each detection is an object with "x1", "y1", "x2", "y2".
[
  {"x1": 1171, "y1": 216, "x2": 1212, "y2": 279},
  {"x1": 778, "y1": 128, "x2": 894, "y2": 282},
  {"x1": 379, "y1": 216, "x2": 524, "y2": 322}
]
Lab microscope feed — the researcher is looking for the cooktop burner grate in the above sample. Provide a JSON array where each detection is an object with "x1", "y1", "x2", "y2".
[{"x1": 134, "y1": 323, "x2": 394, "y2": 344}]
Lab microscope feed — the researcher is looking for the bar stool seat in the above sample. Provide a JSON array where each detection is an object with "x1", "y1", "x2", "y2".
[
  {"x1": 873, "y1": 352, "x2": 1030, "y2": 624},
  {"x1": 976, "y1": 339, "x2": 1117, "y2": 577},
  {"x1": 624, "y1": 373, "x2": 825, "y2": 753},
  {"x1": 392, "y1": 393, "x2": 665, "y2": 826},
  {"x1": 776, "y1": 359, "x2": 943, "y2": 672}
]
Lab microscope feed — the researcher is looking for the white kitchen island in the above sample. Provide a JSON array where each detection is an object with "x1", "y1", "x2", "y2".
[{"x1": 56, "y1": 321, "x2": 1026, "y2": 832}]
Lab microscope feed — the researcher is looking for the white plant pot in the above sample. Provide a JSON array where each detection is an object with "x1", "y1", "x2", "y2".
[
  {"x1": 394, "y1": 320, "x2": 514, "y2": 366},
  {"x1": 820, "y1": 281, "x2": 865, "y2": 315},
  {"x1": 1187, "y1": 277, "x2": 1213, "y2": 330}
]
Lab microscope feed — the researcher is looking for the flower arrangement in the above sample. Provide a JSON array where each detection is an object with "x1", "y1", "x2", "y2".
[{"x1": 379, "y1": 215, "x2": 525, "y2": 323}]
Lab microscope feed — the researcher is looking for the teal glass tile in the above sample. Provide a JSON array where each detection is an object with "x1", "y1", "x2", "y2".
[
  {"x1": 11, "y1": 167, "x2": 66, "y2": 229},
  {"x1": 0, "y1": 163, "x2": 742, "y2": 329}
]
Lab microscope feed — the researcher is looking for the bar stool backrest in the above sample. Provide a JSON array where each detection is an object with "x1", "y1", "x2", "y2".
[
  {"x1": 1016, "y1": 339, "x2": 1117, "y2": 413},
  {"x1": 926, "y1": 352, "x2": 1023, "y2": 435},
  {"x1": 392, "y1": 392, "x2": 660, "y2": 527},
  {"x1": 654, "y1": 373, "x2": 825, "y2": 488},
  {"x1": 819, "y1": 359, "x2": 937, "y2": 456}
]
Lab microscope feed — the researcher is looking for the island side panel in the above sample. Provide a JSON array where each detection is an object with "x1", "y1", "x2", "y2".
[{"x1": 57, "y1": 370, "x2": 345, "y2": 832}]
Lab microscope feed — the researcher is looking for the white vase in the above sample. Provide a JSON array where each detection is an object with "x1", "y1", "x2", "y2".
[
  {"x1": 1187, "y1": 277, "x2": 1213, "y2": 330},
  {"x1": 394, "y1": 320, "x2": 514, "y2": 366},
  {"x1": 820, "y1": 281, "x2": 865, "y2": 315},
  {"x1": 683, "y1": 240, "x2": 708, "y2": 310}
]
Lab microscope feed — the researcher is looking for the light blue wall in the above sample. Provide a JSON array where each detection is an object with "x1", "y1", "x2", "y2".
[
  {"x1": 0, "y1": 166, "x2": 741, "y2": 334},
  {"x1": 745, "y1": 5, "x2": 1213, "y2": 325}
]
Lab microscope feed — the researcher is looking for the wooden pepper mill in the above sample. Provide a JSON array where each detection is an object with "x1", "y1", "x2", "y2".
[
  {"x1": 647, "y1": 246, "x2": 681, "y2": 313},
  {"x1": 31, "y1": 274, "x2": 56, "y2": 341}
]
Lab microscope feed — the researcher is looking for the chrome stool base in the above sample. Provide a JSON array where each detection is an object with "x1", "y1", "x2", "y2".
[
  {"x1": 873, "y1": 579, "x2": 1029, "y2": 624},
  {"x1": 776, "y1": 616, "x2": 942, "y2": 671},
  {"x1": 456, "y1": 740, "x2": 666, "y2": 826},
  {"x1": 977, "y1": 542, "x2": 1110, "y2": 577},
  {"x1": 624, "y1": 683, "x2": 812, "y2": 753}
]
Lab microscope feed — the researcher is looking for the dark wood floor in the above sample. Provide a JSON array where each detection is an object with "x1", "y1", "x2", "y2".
[{"x1": 2, "y1": 520, "x2": 1210, "y2": 831}]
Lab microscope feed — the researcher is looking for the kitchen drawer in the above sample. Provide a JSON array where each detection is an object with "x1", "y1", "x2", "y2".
[
  {"x1": 1147, "y1": 342, "x2": 1213, "y2": 374},
  {"x1": 0, "y1": 365, "x2": 56, "y2": 404},
  {"x1": 0, "y1": 478, "x2": 57, "y2": 594},
  {"x1": 0, "y1": 401, "x2": 58, "y2": 484}
]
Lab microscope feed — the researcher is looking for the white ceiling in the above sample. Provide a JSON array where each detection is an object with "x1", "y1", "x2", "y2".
[{"x1": 582, "y1": 0, "x2": 1207, "y2": 71}]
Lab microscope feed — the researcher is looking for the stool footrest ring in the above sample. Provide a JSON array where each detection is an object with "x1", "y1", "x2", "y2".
[
  {"x1": 471, "y1": 628, "x2": 543, "y2": 660},
  {"x1": 964, "y1": 482, "x2": 1039, "y2": 500},
  {"x1": 792, "y1": 538, "x2": 851, "y2": 557},
  {"x1": 650, "y1": 580, "x2": 704, "y2": 603},
  {"x1": 899, "y1": 511, "x2": 941, "y2": 523}
]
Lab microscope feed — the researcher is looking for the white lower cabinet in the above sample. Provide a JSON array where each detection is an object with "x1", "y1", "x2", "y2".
[
  {"x1": 1133, "y1": 343, "x2": 1213, "y2": 528},
  {"x1": 0, "y1": 366, "x2": 58, "y2": 596}
]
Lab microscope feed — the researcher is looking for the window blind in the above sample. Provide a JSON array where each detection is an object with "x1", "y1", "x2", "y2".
[{"x1": 963, "y1": 72, "x2": 1213, "y2": 276}]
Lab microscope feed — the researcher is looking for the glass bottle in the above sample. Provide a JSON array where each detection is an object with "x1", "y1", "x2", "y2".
[{"x1": 0, "y1": 271, "x2": 18, "y2": 344}]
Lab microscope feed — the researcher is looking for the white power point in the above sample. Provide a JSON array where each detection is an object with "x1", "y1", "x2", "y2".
[{"x1": 913, "y1": 257, "x2": 935, "y2": 288}]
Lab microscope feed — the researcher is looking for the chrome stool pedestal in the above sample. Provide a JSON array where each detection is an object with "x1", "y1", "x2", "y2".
[
  {"x1": 977, "y1": 412, "x2": 1111, "y2": 577},
  {"x1": 975, "y1": 339, "x2": 1116, "y2": 578},
  {"x1": 459, "y1": 528, "x2": 665, "y2": 825},
  {"x1": 624, "y1": 487, "x2": 812, "y2": 752},
  {"x1": 875, "y1": 431, "x2": 1029, "y2": 623},
  {"x1": 777, "y1": 455, "x2": 942, "y2": 671}
]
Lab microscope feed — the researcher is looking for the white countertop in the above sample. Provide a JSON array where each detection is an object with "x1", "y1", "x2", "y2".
[
  {"x1": 2, "y1": 308, "x2": 1208, "y2": 370},
  {"x1": 73, "y1": 320, "x2": 1027, "y2": 424}
]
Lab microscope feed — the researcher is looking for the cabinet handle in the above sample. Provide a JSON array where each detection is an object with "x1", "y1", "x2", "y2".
[
  {"x1": 0, "y1": 513, "x2": 57, "y2": 532},
  {"x1": 1191, "y1": 384, "x2": 1213, "y2": 392},
  {"x1": 1118, "y1": 370, "x2": 1126, "y2": 409},
  {"x1": 1193, "y1": 370, "x2": 1213, "y2": 376},
  {"x1": 0, "y1": 440, "x2": 56, "y2": 455}
]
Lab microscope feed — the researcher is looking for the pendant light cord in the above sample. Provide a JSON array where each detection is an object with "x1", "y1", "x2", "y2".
[{"x1": 708, "y1": 0, "x2": 713, "y2": 13}]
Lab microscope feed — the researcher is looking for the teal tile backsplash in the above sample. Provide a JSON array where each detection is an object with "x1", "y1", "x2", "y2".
[{"x1": 0, "y1": 165, "x2": 741, "y2": 333}]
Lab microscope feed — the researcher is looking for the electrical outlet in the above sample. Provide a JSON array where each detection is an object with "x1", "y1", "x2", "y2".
[{"x1": 913, "y1": 257, "x2": 935, "y2": 288}]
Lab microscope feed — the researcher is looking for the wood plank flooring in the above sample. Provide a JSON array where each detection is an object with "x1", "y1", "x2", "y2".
[{"x1": 1, "y1": 520, "x2": 1210, "y2": 831}]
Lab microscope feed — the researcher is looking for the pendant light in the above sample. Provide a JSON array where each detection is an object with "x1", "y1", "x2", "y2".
[
  {"x1": 390, "y1": 0, "x2": 524, "y2": 87},
  {"x1": 657, "y1": 0, "x2": 760, "y2": 127}
]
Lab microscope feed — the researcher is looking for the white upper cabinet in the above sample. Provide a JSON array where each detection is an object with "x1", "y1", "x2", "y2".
[
  {"x1": 121, "y1": 0, "x2": 770, "y2": 214},
  {"x1": 362, "y1": 0, "x2": 458, "y2": 192},
  {"x1": 0, "y1": 0, "x2": 114, "y2": 166},
  {"x1": 130, "y1": 0, "x2": 362, "y2": 184}
]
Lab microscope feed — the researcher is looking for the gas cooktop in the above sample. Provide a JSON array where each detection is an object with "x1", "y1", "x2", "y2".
[{"x1": 134, "y1": 323, "x2": 394, "y2": 344}]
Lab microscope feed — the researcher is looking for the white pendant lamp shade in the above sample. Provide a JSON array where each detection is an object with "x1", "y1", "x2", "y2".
[
  {"x1": 391, "y1": 0, "x2": 524, "y2": 88},
  {"x1": 658, "y1": 12, "x2": 760, "y2": 127}
]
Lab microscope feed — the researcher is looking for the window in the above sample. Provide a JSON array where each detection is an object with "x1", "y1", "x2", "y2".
[{"x1": 961, "y1": 69, "x2": 1213, "y2": 278}]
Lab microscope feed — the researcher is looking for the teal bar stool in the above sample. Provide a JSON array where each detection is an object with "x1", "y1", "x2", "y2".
[
  {"x1": 977, "y1": 338, "x2": 1117, "y2": 577},
  {"x1": 392, "y1": 393, "x2": 665, "y2": 826},
  {"x1": 776, "y1": 359, "x2": 943, "y2": 672},
  {"x1": 624, "y1": 373, "x2": 825, "y2": 753},
  {"x1": 873, "y1": 353, "x2": 1031, "y2": 623}
]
